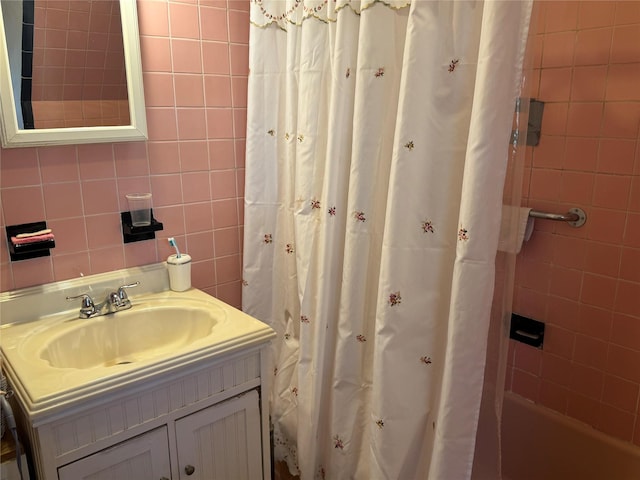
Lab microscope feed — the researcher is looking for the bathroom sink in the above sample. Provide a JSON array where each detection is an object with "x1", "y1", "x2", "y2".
[
  {"x1": 0, "y1": 269, "x2": 275, "y2": 421},
  {"x1": 39, "y1": 304, "x2": 218, "y2": 369}
]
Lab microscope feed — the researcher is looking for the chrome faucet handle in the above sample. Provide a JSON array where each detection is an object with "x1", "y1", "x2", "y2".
[
  {"x1": 116, "y1": 281, "x2": 140, "y2": 306},
  {"x1": 66, "y1": 293, "x2": 96, "y2": 318}
]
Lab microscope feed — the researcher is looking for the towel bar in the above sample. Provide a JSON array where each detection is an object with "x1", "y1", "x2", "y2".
[{"x1": 529, "y1": 207, "x2": 586, "y2": 228}]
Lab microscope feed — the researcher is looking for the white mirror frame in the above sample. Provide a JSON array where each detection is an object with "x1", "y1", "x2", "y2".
[{"x1": 0, "y1": 0, "x2": 147, "y2": 148}]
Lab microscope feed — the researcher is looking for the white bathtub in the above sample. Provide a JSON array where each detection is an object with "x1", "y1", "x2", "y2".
[{"x1": 501, "y1": 392, "x2": 640, "y2": 480}]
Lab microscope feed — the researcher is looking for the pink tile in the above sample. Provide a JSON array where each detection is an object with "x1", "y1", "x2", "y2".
[
  {"x1": 154, "y1": 205, "x2": 186, "y2": 237},
  {"x1": 619, "y1": 248, "x2": 640, "y2": 283},
  {"x1": 0, "y1": 263, "x2": 15, "y2": 293},
  {"x1": 540, "y1": 102, "x2": 568, "y2": 136},
  {"x1": 12, "y1": 257, "x2": 54, "y2": 289},
  {"x1": 571, "y1": 66, "x2": 607, "y2": 102},
  {"x1": 215, "y1": 254, "x2": 241, "y2": 283},
  {"x1": 171, "y1": 39, "x2": 202, "y2": 73},
  {"x1": 236, "y1": 168, "x2": 244, "y2": 197},
  {"x1": 573, "y1": 334, "x2": 608, "y2": 369},
  {"x1": 566, "y1": 103, "x2": 603, "y2": 137},
  {"x1": 511, "y1": 370, "x2": 541, "y2": 402},
  {"x1": 566, "y1": 391, "x2": 600, "y2": 427},
  {"x1": 229, "y1": 43, "x2": 249, "y2": 76},
  {"x1": 558, "y1": 171, "x2": 594, "y2": 205},
  {"x1": 200, "y1": 6, "x2": 228, "y2": 41},
  {"x1": 231, "y1": 76, "x2": 248, "y2": 108},
  {"x1": 615, "y1": 0, "x2": 640, "y2": 25},
  {"x1": 184, "y1": 202, "x2": 213, "y2": 232},
  {"x1": 549, "y1": 265, "x2": 582, "y2": 300},
  {"x1": 143, "y1": 73, "x2": 175, "y2": 107},
  {"x1": 85, "y1": 214, "x2": 123, "y2": 249},
  {"x1": 77, "y1": 144, "x2": 115, "y2": 180},
  {"x1": 82, "y1": 179, "x2": 119, "y2": 215},
  {"x1": 174, "y1": 74, "x2": 205, "y2": 107},
  {"x1": 586, "y1": 208, "x2": 626, "y2": 244},
  {"x1": 569, "y1": 362, "x2": 604, "y2": 399},
  {"x1": 233, "y1": 108, "x2": 247, "y2": 138},
  {"x1": 48, "y1": 217, "x2": 88, "y2": 254},
  {"x1": 542, "y1": 324, "x2": 576, "y2": 359},
  {"x1": 137, "y1": 0, "x2": 169, "y2": 36},
  {"x1": 186, "y1": 231, "x2": 215, "y2": 261},
  {"x1": 1, "y1": 186, "x2": 46, "y2": 225},
  {"x1": 207, "y1": 108, "x2": 234, "y2": 139},
  {"x1": 0, "y1": 148, "x2": 40, "y2": 187},
  {"x1": 564, "y1": 137, "x2": 598, "y2": 172},
  {"x1": 602, "y1": 375, "x2": 639, "y2": 413},
  {"x1": 114, "y1": 142, "x2": 149, "y2": 177},
  {"x1": 513, "y1": 285, "x2": 548, "y2": 321},
  {"x1": 601, "y1": 102, "x2": 640, "y2": 139},
  {"x1": 43, "y1": 182, "x2": 83, "y2": 219},
  {"x1": 580, "y1": 273, "x2": 617, "y2": 309},
  {"x1": 146, "y1": 108, "x2": 178, "y2": 141},
  {"x1": 204, "y1": 75, "x2": 232, "y2": 107},
  {"x1": 574, "y1": 28, "x2": 612, "y2": 66},
  {"x1": 124, "y1": 240, "x2": 158, "y2": 267},
  {"x1": 214, "y1": 227, "x2": 240, "y2": 257},
  {"x1": 577, "y1": 303, "x2": 613, "y2": 339},
  {"x1": 592, "y1": 174, "x2": 631, "y2": 210},
  {"x1": 616, "y1": 280, "x2": 640, "y2": 318},
  {"x1": 169, "y1": 2, "x2": 200, "y2": 39},
  {"x1": 541, "y1": 352, "x2": 573, "y2": 386},
  {"x1": 148, "y1": 142, "x2": 181, "y2": 174},
  {"x1": 611, "y1": 312, "x2": 640, "y2": 350},
  {"x1": 150, "y1": 174, "x2": 183, "y2": 207},
  {"x1": 625, "y1": 213, "x2": 640, "y2": 248},
  {"x1": 39, "y1": 146, "x2": 79, "y2": 182},
  {"x1": 209, "y1": 140, "x2": 236, "y2": 169},
  {"x1": 597, "y1": 404, "x2": 635, "y2": 442},
  {"x1": 584, "y1": 241, "x2": 621, "y2": 278},
  {"x1": 539, "y1": 381, "x2": 569, "y2": 414},
  {"x1": 216, "y1": 281, "x2": 242, "y2": 310},
  {"x1": 227, "y1": 9, "x2": 249, "y2": 44},
  {"x1": 606, "y1": 344, "x2": 640, "y2": 383},
  {"x1": 202, "y1": 41, "x2": 230, "y2": 75},
  {"x1": 182, "y1": 172, "x2": 211, "y2": 203},
  {"x1": 513, "y1": 341, "x2": 542, "y2": 374},
  {"x1": 552, "y1": 235, "x2": 586, "y2": 270},
  {"x1": 191, "y1": 259, "x2": 216, "y2": 289},
  {"x1": 177, "y1": 108, "x2": 207, "y2": 140},
  {"x1": 52, "y1": 252, "x2": 91, "y2": 282},
  {"x1": 539, "y1": 67, "x2": 571, "y2": 102},
  {"x1": 606, "y1": 64, "x2": 640, "y2": 102},
  {"x1": 577, "y1": 1, "x2": 615, "y2": 29},
  {"x1": 179, "y1": 141, "x2": 210, "y2": 171},
  {"x1": 212, "y1": 198, "x2": 238, "y2": 228},
  {"x1": 544, "y1": 1, "x2": 578, "y2": 32},
  {"x1": 210, "y1": 170, "x2": 237, "y2": 200},
  {"x1": 611, "y1": 25, "x2": 640, "y2": 64},
  {"x1": 515, "y1": 257, "x2": 551, "y2": 293},
  {"x1": 140, "y1": 36, "x2": 172, "y2": 72}
]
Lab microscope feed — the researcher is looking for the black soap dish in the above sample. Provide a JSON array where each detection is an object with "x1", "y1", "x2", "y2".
[
  {"x1": 6, "y1": 221, "x2": 55, "y2": 261},
  {"x1": 121, "y1": 210, "x2": 163, "y2": 243}
]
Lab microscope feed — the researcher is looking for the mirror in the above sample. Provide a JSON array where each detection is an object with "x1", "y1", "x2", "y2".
[{"x1": 0, "y1": 0, "x2": 147, "y2": 148}]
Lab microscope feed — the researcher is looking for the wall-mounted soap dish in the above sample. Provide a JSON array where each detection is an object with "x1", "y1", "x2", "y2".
[
  {"x1": 6, "y1": 221, "x2": 55, "y2": 261},
  {"x1": 121, "y1": 210, "x2": 163, "y2": 243}
]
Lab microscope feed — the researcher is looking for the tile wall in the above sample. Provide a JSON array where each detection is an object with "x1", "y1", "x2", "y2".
[
  {"x1": 507, "y1": 0, "x2": 640, "y2": 446},
  {"x1": 0, "y1": 0, "x2": 249, "y2": 308}
]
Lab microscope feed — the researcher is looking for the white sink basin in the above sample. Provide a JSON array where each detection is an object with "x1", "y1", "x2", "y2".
[{"x1": 39, "y1": 303, "x2": 219, "y2": 369}]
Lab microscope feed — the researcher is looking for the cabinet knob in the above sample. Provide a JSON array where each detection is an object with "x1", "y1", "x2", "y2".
[{"x1": 184, "y1": 465, "x2": 196, "y2": 476}]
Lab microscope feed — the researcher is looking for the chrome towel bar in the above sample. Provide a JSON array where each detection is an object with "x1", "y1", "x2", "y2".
[{"x1": 529, "y1": 207, "x2": 586, "y2": 228}]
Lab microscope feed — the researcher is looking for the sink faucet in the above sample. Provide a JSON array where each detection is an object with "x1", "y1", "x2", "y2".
[{"x1": 66, "y1": 282, "x2": 140, "y2": 319}]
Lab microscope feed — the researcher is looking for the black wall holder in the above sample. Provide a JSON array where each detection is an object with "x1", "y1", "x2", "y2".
[
  {"x1": 121, "y1": 210, "x2": 163, "y2": 243},
  {"x1": 510, "y1": 313, "x2": 545, "y2": 349},
  {"x1": 6, "y1": 221, "x2": 55, "y2": 261}
]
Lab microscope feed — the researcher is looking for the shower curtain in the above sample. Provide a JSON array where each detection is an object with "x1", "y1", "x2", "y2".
[{"x1": 243, "y1": 1, "x2": 533, "y2": 478}]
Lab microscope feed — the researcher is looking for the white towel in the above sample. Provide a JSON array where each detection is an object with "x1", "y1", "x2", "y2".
[{"x1": 498, "y1": 206, "x2": 534, "y2": 254}]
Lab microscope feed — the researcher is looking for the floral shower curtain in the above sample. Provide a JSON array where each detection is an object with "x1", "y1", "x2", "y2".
[{"x1": 243, "y1": 1, "x2": 533, "y2": 478}]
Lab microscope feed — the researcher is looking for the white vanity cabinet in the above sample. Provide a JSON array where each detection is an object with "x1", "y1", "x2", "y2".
[{"x1": 17, "y1": 349, "x2": 271, "y2": 480}]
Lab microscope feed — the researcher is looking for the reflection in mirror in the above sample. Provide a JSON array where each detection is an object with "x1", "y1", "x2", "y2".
[{"x1": 0, "y1": 0, "x2": 147, "y2": 148}]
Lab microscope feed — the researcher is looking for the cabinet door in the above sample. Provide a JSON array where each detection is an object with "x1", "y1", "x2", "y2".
[
  {"x1": 175, "y1": 390, "x2": 262, "y2": 480},
  {"x1": 57, "y1": 427, "x2": 171, "y2": 480}
]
